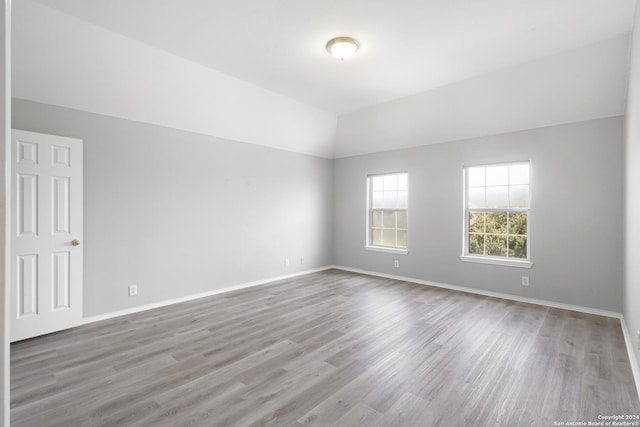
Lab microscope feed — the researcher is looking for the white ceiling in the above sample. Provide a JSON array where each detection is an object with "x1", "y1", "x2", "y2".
[{"x1": 31, "y1": 0, "x2": 638, "y2": 115}]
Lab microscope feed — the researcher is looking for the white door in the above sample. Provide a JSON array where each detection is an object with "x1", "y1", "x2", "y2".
[{"x1": 10, "y1": 130, "x2": 83, "y2": 342}]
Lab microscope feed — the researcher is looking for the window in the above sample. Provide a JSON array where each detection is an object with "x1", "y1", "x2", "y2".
[
  {"x1": 367, "y1": 172, "x2": 408, "y2": 253},
  {"x1": 462, "y1": 162, "x2": 532, "y2": 267}
]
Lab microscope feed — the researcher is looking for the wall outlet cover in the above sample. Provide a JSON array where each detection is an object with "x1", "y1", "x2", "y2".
[{"x1": 128, "y1": 284, "x2": 138, "y2": 296}]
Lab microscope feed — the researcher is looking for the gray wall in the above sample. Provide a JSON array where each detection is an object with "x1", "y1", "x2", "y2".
[
  {"x1": 625, "y1": 3, "x2": 640, "y2": 379},
  {"x1": 334, "y1": 117, "x2": 624, "y2": 312},
  {"x1": 9, "y1": 99, "x2": 627, "y2": 318},
  {"x1": 12, "y1": 99, "x2": 334, "y2": 317}
]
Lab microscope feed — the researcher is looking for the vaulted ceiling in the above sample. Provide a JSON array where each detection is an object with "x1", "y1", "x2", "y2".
[{"x1": 13, "y1": 0, "x2": 638, "y2": 157}]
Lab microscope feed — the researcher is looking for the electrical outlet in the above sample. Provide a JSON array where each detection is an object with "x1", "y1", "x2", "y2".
[
  {"x1": 394, "y1": 260, "x2": 399, "y2": 268},
  {"x1": 284, "y1": 258, "x2": 290, "y2": 267},
  {"x1": 300, "y1": 257, "x2": 304, "y2": 265},
  {"x1": 128, "y1": 284, "x2": 138, "y2": 296},
  {"x1": 521, "y1": 276, "x2": 529, "y2": 287}
]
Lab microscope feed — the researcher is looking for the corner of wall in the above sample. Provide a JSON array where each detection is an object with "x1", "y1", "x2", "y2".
[
  {"x1": 1, "y1": 1, "x2": 9, "y2": 424},
  {"x1": 624, "y1": 0, "x2": 640, "y2": 400}
]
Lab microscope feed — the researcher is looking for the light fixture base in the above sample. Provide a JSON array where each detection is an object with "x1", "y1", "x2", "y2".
[{"x1": 326, "y1": 36, "x2": 360, "y2": 60}]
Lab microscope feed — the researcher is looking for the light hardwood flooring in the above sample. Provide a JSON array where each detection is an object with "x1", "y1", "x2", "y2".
[{"x1": 11, "y1": 269, "x2": 640, "y2": 426}]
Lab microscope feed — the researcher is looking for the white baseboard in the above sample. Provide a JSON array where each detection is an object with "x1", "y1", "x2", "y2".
[
  {"x1": 83, "y1": 266, "x2": 333, "y2": 325},
  {"x1": 331, "y1": 265, "x2": 621, "y2": 318},
  {"x1": 620, "y1": 317, "x2": 640, "y2": 400}
]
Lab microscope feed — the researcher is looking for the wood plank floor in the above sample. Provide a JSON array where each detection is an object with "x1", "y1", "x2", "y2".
[{"x1": 11, "y1": 269, "x2": 640, "y2": 426}]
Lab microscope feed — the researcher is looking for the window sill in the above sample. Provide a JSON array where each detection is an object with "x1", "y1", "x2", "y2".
[
  {"x1": 459, "y1": 255, "x2": 533, "y2": 269},
  {"x1": 365, "y1": 245, "x2": 409, "y2": 255}
]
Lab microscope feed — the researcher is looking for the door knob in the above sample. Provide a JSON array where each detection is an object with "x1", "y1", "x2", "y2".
[{"x1": 71, "y1": 239, "x2": 80, "y2": 246}]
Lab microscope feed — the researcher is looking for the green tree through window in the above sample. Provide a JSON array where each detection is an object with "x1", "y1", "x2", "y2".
[{"x1": 464, "y1": 162, "x2": 530, "y2": 260}]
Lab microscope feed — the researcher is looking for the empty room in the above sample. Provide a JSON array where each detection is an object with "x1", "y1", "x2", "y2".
[{"x1": 1, "y1": 0, "x2": 640, "y2": 425}]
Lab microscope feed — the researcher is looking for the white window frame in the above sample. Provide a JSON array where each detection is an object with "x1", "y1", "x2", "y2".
[
  {"x1": 460, "y1": 161, "x2": 533, "y2": 268},
  {"x1": 365, "y1": 172, "x2": 409, "y2": 255}
]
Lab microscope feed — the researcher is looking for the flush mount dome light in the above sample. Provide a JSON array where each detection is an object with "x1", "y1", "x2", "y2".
[{"x1": 326, "y1": 36, "x2": 360, "y2": 60}]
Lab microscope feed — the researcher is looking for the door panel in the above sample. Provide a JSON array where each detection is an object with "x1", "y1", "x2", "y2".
[
  {"x1": 17, "y1": 254, "x2": 38, "y2": 318},
  {"x1": 52, "y1": 176, "x2": 70, "y2": 234},
  {"x1": 52, "y1": 251, "x2": 71, "y2": 310},
  {"x1": 17, "y1": 174, "x2": 38, "y2": 236},
  {"x1": 11, "y1": 130, "x2": 83, "y2": 342}
]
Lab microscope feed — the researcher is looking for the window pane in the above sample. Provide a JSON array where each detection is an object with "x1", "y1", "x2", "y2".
[
  {"x1": 468, "y1": 187, "x2": 485, "y2": 209},
  {"x1": 372, "y1": 176, "x2": 384, "y2": 191},
  {"x1": 397, "y1": 230, "x2": 407, "y2": 248},
  {"x1": 509, "y1": 164, "x2": 529, "y2": 185},
  {"x1": 486, "y1": 186, "x2": 509, "y2": 208},
  {"x1": 397, "y1": 173, "x2": 408, "y2": 190},
  {"x1": 486, "y1": 235, "x2": 507, "y2": 257},
  {"x1": 371, "y1": 210, "x2": 382, "y2": 227},
  {"x1": 383, "y1": 175, "x2": 397, "y2": 191},
  {"x1": 486, "y1": 212, "x2": 507, "y2": 234},
  {"x1": 468, "y1": 234, "x2": 484, "y2": 255},
  {"x1": 486, "y1": 165, "x2": 508, "y2": 186},
  {"x1": 397, "y1": 190, "x2": 408, "y2": 209},
  {"x1": 508, "y1": 236, "x2": 527, "y2": 258},
  {"x1": 468, "y1": 212, "x2": 484, "y2": 233},
  {"x1": 382, "y1": 191, "x2": 397, "y2": 209},
  {"x1": 382, "y1": 211, "x2": 395, "y2": 228},
  {"x1": 368, "y1": 172, "x2": 409, "y2": 250},
  {"x1": 372, "y1": 229, "x2": 383, "y2": 246},
  {"x1": 468, "y1": 167, "x2": 485, "y2": 187},
  {"x1": 509, "y1": 185, "x2": 529, "y2": 208},
  {"x1": 382, "y1": 229, "x2": 395, "y2": 246},
  {"x1": 372, "y1": 191, "x2": 383, "y2": 209},
  {"x1": 464, "y1": 162, "x2": 529, "y2": 261},
  {"x1": 397, "y1": 211, "x2": 408, "y2": 229},
  {"x1": 509, "y1": 212, "x2": 527, "y2": 235}
]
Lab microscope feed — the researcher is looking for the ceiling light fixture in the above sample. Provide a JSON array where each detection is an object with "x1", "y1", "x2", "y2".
[{"x1": 326, "y1": 36, "x2": 360, "y2": 60}]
